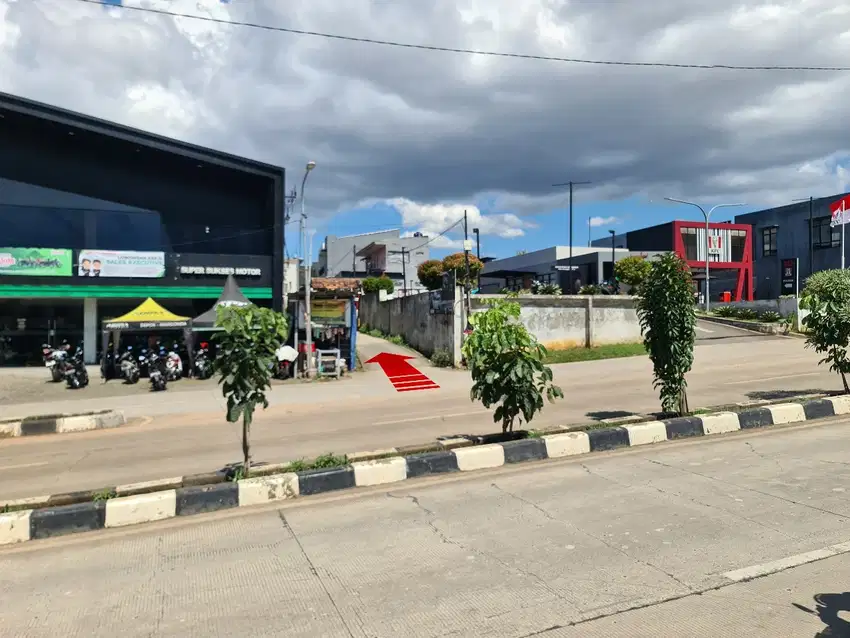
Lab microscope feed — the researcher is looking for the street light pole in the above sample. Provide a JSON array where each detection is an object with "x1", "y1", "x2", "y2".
[
  {"x1": 301, "y1": 161, "x2": 316, "y2": 377},
  {"x1": 553, "y1": 180, "x2": 591, "y2": 293},
  {"x1": 472, "y1": 227, "x2": 480, "y2": 290},
  {"x1": 664, "y1": 198, "x2": 745, "y2": 312},
  {"x1": 793, "y1": 197, "x2": 815, "y2": 275},
  {"x1": 609, "y1": 230, "x2": 616, "y2": 284}
]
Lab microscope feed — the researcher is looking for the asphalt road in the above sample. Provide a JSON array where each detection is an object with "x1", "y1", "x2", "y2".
[
  {"x1": 0, "y1": 332, "x2": 835, "y2": 500},
  {"x1": 3, "y1": 417, "x2": 849, "y2": 637}
]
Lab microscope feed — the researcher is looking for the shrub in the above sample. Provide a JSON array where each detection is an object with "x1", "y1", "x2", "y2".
[
  {"x1": 736, "y1": 308, "x2": 758, "y2": 320},
  {"x1": 800, "y1": 269, "x2": 850, "y2": 393},
  {"x1": 430, "y1": 348, "x2": 453, "y2": 367},
  {"x1": 531, "y1": 281, "x2": 562, "y2": 295},
  {"x1": 462, "y1": 299, "x2": 563, "y2": 432},
  {"x1": 363, "y1": 275, "x2": 394, "y2": 294},
  {"x1": 636, "y1": 253, "x2": 696, "y2": 416},
  {"x1": 579, "y1": 284, "x2": 602, "y2": 295},
  {"x1": 614, "y1": 256, "x2": 652, "y2": 289},
  {"x1": 442, "y1": 252, "x2": 483, "y2": 287},
  {"x1": 417, "y1": 259, "x2": 444, "y2": 291},
  {"x1": 758, "y1": 310, "x2": 781, "y2": 323},
  {"x1": 713, "y1": 306, "x2": 737, "y2": 317}
]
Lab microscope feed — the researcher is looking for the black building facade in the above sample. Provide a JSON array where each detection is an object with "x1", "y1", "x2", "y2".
[{"x1": 0, "y1": 91, "x2": 285, "y2": 364}]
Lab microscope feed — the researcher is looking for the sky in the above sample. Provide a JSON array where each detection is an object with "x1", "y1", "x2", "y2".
[{"x1": 2, "y1": 0, "x2": 850, "y2": 261}]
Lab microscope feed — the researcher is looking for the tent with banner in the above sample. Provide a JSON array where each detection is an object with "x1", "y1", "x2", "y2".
[
  {"x1": 190, "y1": 274, "x2": 251, "y2": 332},
  {"x1": 101, "y1": 298, "x2": 192, "y2": 380}
]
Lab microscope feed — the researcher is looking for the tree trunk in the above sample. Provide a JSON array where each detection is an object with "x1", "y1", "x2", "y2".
[
  {"x1": 842, "y1": 371, "x2": 850, "y2": 394},
  {"x1": 677, "y1": 387, "x2": 690, "y2": 417},
  {"x1": 242, "y1": 412, "x2": 252, "y2": 476}
]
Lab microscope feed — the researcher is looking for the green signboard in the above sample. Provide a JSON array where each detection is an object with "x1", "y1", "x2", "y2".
[{"x1": 0, "y1": 248, "x2": 73, "y2": 277}]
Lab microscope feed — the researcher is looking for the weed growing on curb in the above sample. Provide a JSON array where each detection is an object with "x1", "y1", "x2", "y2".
[{"x1": 92, "y1": 488, "x2": 117, "y2": 502}]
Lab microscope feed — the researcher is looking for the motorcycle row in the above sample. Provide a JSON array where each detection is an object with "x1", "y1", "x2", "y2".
[{"x1": 41, "y1": 341, "x2": 214, "y2": 392}]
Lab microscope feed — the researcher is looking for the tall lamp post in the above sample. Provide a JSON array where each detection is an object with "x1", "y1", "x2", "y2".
[
  {"x1": 301, "y1": 161, "x2": 316, "y2": 377},
  {"x1": 472, "y1": 227, "x2": 481, "y2": 290},
  {"x1": 664, "y1": 198, "x2": 744, "y2": 312},
  {"x1": 553, "y1": 180, "x2": 591, "y2": 293},
  {"x1": 793, "y1": 197, "x2": 815, "y2": 276},
  {"x1": 609, "y1": 229, "x2": 616, "y2": 285}
]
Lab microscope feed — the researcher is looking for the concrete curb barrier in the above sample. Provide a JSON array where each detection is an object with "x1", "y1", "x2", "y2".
[
  {"x1": 2, "y1": 396, "x2": 849, "y2": 547},
  {"x1": 0, "y1": 410, "x2": 125, "y2": 438}
]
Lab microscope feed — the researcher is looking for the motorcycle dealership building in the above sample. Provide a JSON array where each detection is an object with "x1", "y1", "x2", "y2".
[{"x1": 0, "y1": 91, "x2": 287, "y2": 365}]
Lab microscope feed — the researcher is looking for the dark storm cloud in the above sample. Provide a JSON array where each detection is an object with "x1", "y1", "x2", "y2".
[{"x1": 1, "y1": 0, "x2": 849, "y2": 235}]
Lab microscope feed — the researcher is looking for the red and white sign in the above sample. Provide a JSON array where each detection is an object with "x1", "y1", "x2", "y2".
[
  {"x1": 707, "y1": 235, "x2": 722, "y2": 255},
  {"x1": 830, "y1": 195, "x2": 850, "y2": 227}
]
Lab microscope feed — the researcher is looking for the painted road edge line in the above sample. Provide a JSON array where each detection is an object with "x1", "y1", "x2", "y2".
[{"x1": 1, "y1": 395, "x2": 848, "y2": 547}]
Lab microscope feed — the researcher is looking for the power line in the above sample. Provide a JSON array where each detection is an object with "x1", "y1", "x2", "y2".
[{"x1": 74, "y1": 0, "x2": 850, "y2": 72}]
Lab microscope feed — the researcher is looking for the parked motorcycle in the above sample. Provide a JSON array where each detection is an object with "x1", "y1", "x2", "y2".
[
  {"x1": 165, "y1": 346, "x2": 183, "y2": 382},
  {"x1": 137, "y1": 348, "x2": 150, "y2": 378},
  {"x1": 64, "y1": 346, "x2": 89, "y2": 389},
  {"x1": 274, "y1": 344, "x2": 298, "y2": 380},
  {"x1": 42, "y1": 343, "x2": 68, "y2": 382},
  {"x1": 118, "y1": 346, "x2": 140, "y2": 384},
  {"x1": 148, "y1": 348, "x2": 168, "y2": 392},
  {"x1": 193, "y1": 345, "x2": 214, "y2": 380}
]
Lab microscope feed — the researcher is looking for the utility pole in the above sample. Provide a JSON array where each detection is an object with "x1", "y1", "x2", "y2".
[
  {"x1": 553, "y1": 180, "x2": 591, "y2": 294},
  {"x1": 665, "y1": 198, "x2": 744, "y2": 311},
  {"x1": 301, "y1": 161, "x2": 316, "y2": 377},
  {"x1": 472, "y1": 227, "x2": 481, "y2": 290},
  {"x1": 401, "y1": 247, "x2": 407, "y2": 297},
  {"x1": 463, "y1": 210, "x2": 472, "y2": 324},
  {"x1": 609, "y1": 230, "x2": 616, "y2": 284},
  {"x1": 352, "y1": 245, "x2": 356, "y2": 276},
  {"x1": 283, "y1": 188, "x2": 296, "y2": 311}
]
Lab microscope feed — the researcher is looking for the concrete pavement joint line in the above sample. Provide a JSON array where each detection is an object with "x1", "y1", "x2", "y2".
[{"x1": 4, "y1": 395, "x2": 850, "y2": 546}]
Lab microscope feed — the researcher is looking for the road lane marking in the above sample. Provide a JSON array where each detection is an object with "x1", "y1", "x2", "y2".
[
  {"x1": 725, "y1": 372, "x2": 822, "y2": 385},
  {"x1": 0, "y1": 461, "x2": 49, "y2": 472},
  {"x1": 696, "y1": 326, "x2": 714, "y2": 333},
  {"x1": 723, "y1": 541, "x2": 850, "y2": 582}
]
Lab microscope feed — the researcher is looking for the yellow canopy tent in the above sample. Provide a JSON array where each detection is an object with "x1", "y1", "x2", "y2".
[{"x1": 101, "y1": 298, "x2": 192, "y2": 381}]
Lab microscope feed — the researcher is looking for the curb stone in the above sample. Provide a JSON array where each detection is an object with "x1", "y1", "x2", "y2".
[
  {"x1": 0, "y1": 410, "x2": 125, "y2": 438},
  {"x1": 2, "y1": 396, "x2": 850, "y2": 547}
]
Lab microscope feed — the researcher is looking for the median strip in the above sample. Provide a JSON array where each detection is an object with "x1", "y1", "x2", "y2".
[{"x1": 1, "y1": 394, "x2": 848, "y2": 547}]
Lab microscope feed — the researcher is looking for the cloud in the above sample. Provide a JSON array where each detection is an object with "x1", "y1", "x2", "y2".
[
  {"x1": 388, "y1": 198, "x2": 533, "y2": 243},
  {"x1": 589, "y1": 216, "x2": 621, "y2": 228},
  {"x1": 3, "y1": 0, "x2": 850, "y2": 221}
]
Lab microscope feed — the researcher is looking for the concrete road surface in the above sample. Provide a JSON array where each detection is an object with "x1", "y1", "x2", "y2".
[
  {"x1": 0, "y1": 336, "x2": 837, "y2": 500},
  {"x1": 3, "y1": 418, "x2": 850, "y2": 637}
]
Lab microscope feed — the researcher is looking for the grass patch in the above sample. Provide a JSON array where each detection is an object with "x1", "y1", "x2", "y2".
[{"x1": 543, "y1": 342, "x2": 646, "y2": 364}]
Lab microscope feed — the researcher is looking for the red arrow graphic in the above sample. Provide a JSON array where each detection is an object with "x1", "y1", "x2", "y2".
[{"x1": 364, "y1": 353, "x2": 440, "y2": 392}]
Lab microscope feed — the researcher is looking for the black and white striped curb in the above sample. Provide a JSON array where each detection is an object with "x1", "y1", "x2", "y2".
[
  {"x1": 0, "y1": 410, "x2": 125, "y2": 438},
  {"x1": 1, "y1": 396, "x2": 848, "y2": 547}
]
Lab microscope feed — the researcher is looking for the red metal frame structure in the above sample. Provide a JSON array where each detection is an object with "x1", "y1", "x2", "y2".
[{"x1": 671, "y1": 221, "x2": 754, "y2": 301}]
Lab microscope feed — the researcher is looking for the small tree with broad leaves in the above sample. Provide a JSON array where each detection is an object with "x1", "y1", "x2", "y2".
[
  {"x1": 417, "y1": 259, "x2": 444, "y2": 290},
  {"x1": 800, "y1": 269, "x2": 850, "y2": 393},
  {"x1": 462, "y1": 299, "x2": 563, "y2": 432},
  {"x1": 614, "y1": 256, "x2": 652, "y2": 290},
  {"x1": 636, "y1": 252, "x2": 696, "y2": 416},
  {"x1": 213, "y1": 304, "x2": 288, "y2": 475}
]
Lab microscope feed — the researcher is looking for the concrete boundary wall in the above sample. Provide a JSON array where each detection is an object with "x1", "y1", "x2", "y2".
[{"x1": 471, "y1": 295, "x2": 641, "y2": 349}]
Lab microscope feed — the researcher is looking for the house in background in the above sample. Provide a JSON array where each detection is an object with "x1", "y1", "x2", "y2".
[{"x1": 316, "y1": 229, "x2": 430, "y2": 295}]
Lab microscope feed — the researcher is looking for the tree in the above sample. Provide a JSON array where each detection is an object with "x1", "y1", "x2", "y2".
[
  {"x1": 462, "y1": 299, "x2": 564, "y2": 432},
  {"x1": 614, "y1": 256, "x2": 652, "y2": 290},
  {"x1": 362, "y1": 275, "x2": 394, "y2": 294},
  {"x1": 636, "y1": 252, "x2": 696, "y2": 416},
  {"x1": 213, "y1": 305, "x2": 288, "y2": 475},
  {"x1": 417, "y1": 259, "x2": 444, "y2": 290},
  {"x1": 800, "y1": 269, "x2": 850, "y2": 393},
  {"x1": 442, "y1": 252, "x2": 483, "y2": 287}
]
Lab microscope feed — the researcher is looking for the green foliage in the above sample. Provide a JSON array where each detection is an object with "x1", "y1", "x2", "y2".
[
  {"x1": 442, "y1": 252, "x2": 483, "y2": 287},
  {"x1": 284, "y1": 453, "x2": 348, "y2": 473},
  {"x1": 614, "y1": 256, "x2": 652, "y2": 288},
  {"x1": 759, "y1": 310, "x2": 781, "y2": 323},
  {"x1": 417, "y1": 259, "x2": 445, "y2": 290},
  {"x1": 736, "y1": 307, "x2": 758, "y2": 320},
  {"x1": 713, "y1": 305, "x2": 781, "y2": 323},
  {"x1": 636, "y1": 253, "x2": 696, "y2": 416},
  {"x1": 92, "y1": 488, "x2": 117, "y2": 502},
  {"x1": 531, "y1": 281, "x2": 562, "y2": 295},
  {"x1": 362, "y1": 275, "x2": 394, "y2": 294},
  {"x1": 800, "y1": 269, "x2": 850, "y2": 393},
  {"x1": 214, "y1": 304, "x2": 288, "y2": 474},
  {"x1": 462, "y1": 299, "x2": 564, "y2": 432},
  {"x1": 713, "y1": 305, "x2": 737, "y2": 317},
  {"x1": 430, "y1": 348, "x2": 453, "y2": 367},
  {"x1": 578, "y1": 284, "x2": 602, "y2": 295}
]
